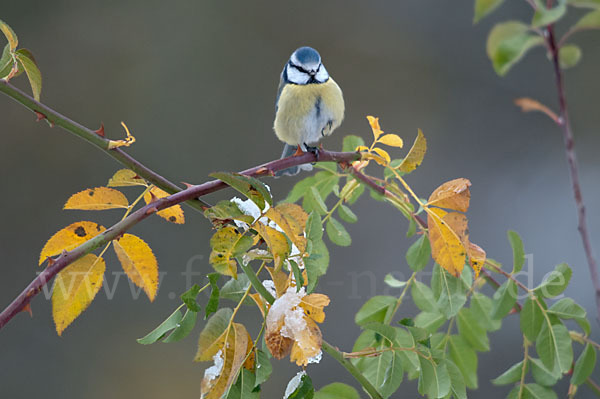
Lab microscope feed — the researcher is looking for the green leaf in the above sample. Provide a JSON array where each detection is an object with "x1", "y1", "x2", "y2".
[
  {"x1": 507, "y1": 230, "x2": 525, "y2": 273},
  {"x1": 289, "y1": 260, "x2": 305, "y2": 291},
  {"x1": 436, "y1": 268, "x2": 467, "y2": 319},
  {"x1": 15, "y1": 49, "x2": 42, "y2": 101},
  {"x1": 205, "y1": 273, "x2": 220, "y2": 319},
  {"x1": 210, "y1": 172, "x2": 271, "y2": 210},
  {"x1": 491, "y1": 280, "x2": 517, "y2": 319},
  {"x1": 363, "y1": 322, "x2": 398, "y2": 343},
  {"x1": 568, "y1": 0, "x2": 600, "y2": 7},
  {"x1": 445, "y1": 359, "x2": 467, "y2": 399},
  {"x1": 492, "y1": 360, "x2": 525, "y2": 385},
  {"x1": 342, "y1": 135, "x2": 365, "y2": 152},
  {"x1": 536, "y1": 321, "x2": 573, "y2": 373},
  {"x1": 547, "y1": 297, "x2": 586, "y2": 319},
  {"x1": 181, "y1": 284, "x2": 202, "y2": 312},
  {"x1": 285, "y1": 373, "x2": 314, "y2": 399},
  {"x1": 306, "y1": 212, "x2": 323, "y2": 241},
  {"x1": 571, "y1": 344, "x2": 596, "y2": 385},
  {"x1": 203, "y1": 200, "x2": 254, "y2": 225},
  {"x1": 313, "y1": 171, "x2": 340, "y2": 199},
  {"x1": 255, "y1": 349, "x2": 273, "y2": 387},
  {"x1": 194, "y1": 308, "x2": 233, "y2": 361},
  {"x1": 325, "y1": 217, "x2": 351, "y2": 246},
  {"x1": 406, "y1": 235, "x2": 431, "y2": 272},
  {"x1": 411, "y1": 280, "x2": 438, "y2": 313},
  {"x1": 448, "y1": 335, "x2": 478, "y2": 389},
  {"x1": 486, "y1": 21, "x2": 545, "y2": 76},
  {"x1": 510, "y1": 383, "x2": 558, "y2": 399},
  {"x1": 535, "y1": 263, "x2": 572, "y2": 298},
  {"x1": 529, "y1": 357, "x2": 560, "y2": 386},
  {"x1": 304, "y1": 186, "x2": 328, "y2": 215},
  {"x1": 418, "y1": 357, "x2": 451, "y2": 398},
  {"x1": 227, "y1": 368, "x2": 259, "y2": 399},
  {"x1": 0, "y1": 43, "x2": 13, "y2": 78},
  {"x1": 137, "y1": 308, "x2": 183, "y2": 344},
  {"x1": 474, "y1": 0, "x2": 505, "y2": 23},
  {"x1": 414, "y1": 311, "x2": 446, "y2": 333},
  {"x1": 356, "y1": 349, "x2": 403, "y2": 398},
  {"x1": 337, "y1": 204, "x2": 357, "y2": 223},
  {"x1": 285, "y1": 175, "x2": 317, "y2": 203},
  {"x1": 520, "y1": 296, "x2": 544, "y2": 341},
  {"x1": 457, "y1": 308, "x2": 490, "y2": 352},
  {"x1": 163, "y1": 309, "x2": 197, "y2": 343},
  {"x1": 220, "y1": 274, "x2": 253, "y2": 304},
  {"x1": 574, "y1": 9, "x2": 600, "y2": 29},
  {"x1": 0, "y1": 19, "x2": 18, "y2": 51},
  {"x1": 209, "y1": 226, "x2": 253, "y2": 277},
  {"x1": 532, "y1": 1, "x2": 567, "y2": 27},
  {"x1": 355, "y1": 295, "x2": 396, "y2": 326},
  {"x1": 406, "y1": 218, "x2": 417, "y2": 238},
  {"x1": 558, "y1": 44, "x2": 582, "y2": 69},
  {"x1": 305, "y1": 239, "x2": 329, "y2": 293},
  {"x1": 384, "y1": 274, "x2": 407, "y2": 288},
  {"x1": 314, "y1": 383, "x2": 360, "y2": 399},
  {"x1": 470, "y1": 292, "x2": 501, "y2": 332}
]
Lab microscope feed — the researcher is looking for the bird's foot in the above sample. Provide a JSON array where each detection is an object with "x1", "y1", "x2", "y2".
[
  {"x1": 293, "y1": 145, "x2": 304, "y2": 156},
  {"x1": 304, "y1": 143, "x2": 320, "y2": 161}
]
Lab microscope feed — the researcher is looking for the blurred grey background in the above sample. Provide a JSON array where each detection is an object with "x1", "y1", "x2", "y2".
[{"x1": 1, "y1": 1, "x2": 599, "y2": 397}]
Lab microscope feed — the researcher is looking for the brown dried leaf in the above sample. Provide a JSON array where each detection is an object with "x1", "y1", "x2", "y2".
[{"x1": 427, "y1": 178, "x2": 472, "y2": 212}]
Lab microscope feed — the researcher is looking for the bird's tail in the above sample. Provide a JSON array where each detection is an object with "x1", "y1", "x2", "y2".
[{"x1": 275, "y1": 144, "x2": 313, "y2": 177}]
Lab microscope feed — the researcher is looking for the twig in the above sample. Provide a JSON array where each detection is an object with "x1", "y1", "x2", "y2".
[
  {"x1": 545, "y1": 26, "x2": 600, "y2": 322},
  {"x1": 0, "y1": 149, "x2": 360, "y2": 330},
  {"x1": 0, "y1": 79, "x2": 210, "y2": 210}
]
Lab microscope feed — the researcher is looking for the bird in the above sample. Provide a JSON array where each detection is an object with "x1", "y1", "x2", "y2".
[{"x1": 273, "y1": 46, "x2": 345, "y2": 177}]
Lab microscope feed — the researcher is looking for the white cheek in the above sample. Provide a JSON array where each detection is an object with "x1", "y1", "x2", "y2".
[
  {"x1": 315, "y1": 66, "x2": 329, "y2": 83},
  {"x1": 286, "y1": 66, "x2": 309, "y2": 84}
]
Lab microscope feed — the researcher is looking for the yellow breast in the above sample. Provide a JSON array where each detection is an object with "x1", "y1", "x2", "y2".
[{"x1": 274, "y1": 78, "x2": 344, "y2": 146}]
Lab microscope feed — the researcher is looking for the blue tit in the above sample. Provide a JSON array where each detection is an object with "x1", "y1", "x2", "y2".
[{"x1": 273, "y1": 46, "x2": 345, "y2": 177}]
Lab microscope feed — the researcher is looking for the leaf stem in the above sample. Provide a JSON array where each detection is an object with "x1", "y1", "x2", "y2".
[
  {"x1": 385, "y1": 272, "x2": 417, "y2": 324},
  {"x1": 321, "y1": 340, "x2": 384, "y2": 399}
]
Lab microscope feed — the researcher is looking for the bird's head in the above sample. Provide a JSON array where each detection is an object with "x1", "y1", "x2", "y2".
[{"x1": 285, "y1": 46, "x2": 329, "y2": 85}]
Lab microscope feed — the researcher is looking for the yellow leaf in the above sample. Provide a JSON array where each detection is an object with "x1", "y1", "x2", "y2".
[
  {"x1": 196, "y1": 308, "x2": 233, "y2": 362},
  {"x1": 39, "y1": 221, "x2": 106, "y2": 265},
  {"x1": 107, "y1": 121, "x2": 136, "y2": 149},
  {"x1": 290, "y1": 317, "x2": 323, "y2": 366},
  {"x1": 64, "y1": 187, "x2": 129, "y2": 210},
  {"x1": 200, "y1": 323, "x2": 249, "y2": 399},
  {"x1": 52, "y1": 254, "x2": 105, "y2": 335},
  {"x1": 0, "y1": 19, "x2": 18, "y2": 51},
  {"x1": 398, "y1": 129, "x2": 427, "y2": 173},
  {"x1": 299, "y1": 293, "x2": 330, "y2": 323},
  {"x1": 209, "y1": 226, "x2": 250, "y2": 278},
  {"x1": 249, "y1": 293, "x2": 266, "y2": 318},
  {"x1": 467, "y1": 242, "x2": 486, "y2": 277},
  {"x1": 254, "y1": 222, "x2": 290, "y2": 271},
  {"x1": 265, "y1": 266, "x2": 290, "y2": 298},
  {"x1": 361, "y1": 152, "x2": 388, "y2": 166},
  {"x1": 266, "y1": 204, "x2": 308, "y2": 253},
  {"x1": 427, "y1": 208, "x2": 468, "y2": 277},
  {"x1": 366, "y1": 115, "x2": 383, "y2": 140},
  {"x1": 243, "y1": 329, "x2": 255, "y2": 370},
  {"x1": 371, "y1": 147, "x2": 391, "y2": 165},
  {"x1": 144, "y1": 186, "x2": 185, "y2": 224},
  {"x1": 356, "y1": 145, "x2": 370, "y2": 152},
  {"x1": 427, "y1": 178, "x2": 472, "y2": 212},
  {"x1": 107, "y1": 169, "x2": 147, "y2": 187},
  {"x1": 514, "y1": 97, "x2": 559, "y2": 124},
  {"x1": 113, "y1": 234, "x2": 158, "y2": 301},
  {"x1": 378, "y1": 133, "x2": 404, "y2": 148}
]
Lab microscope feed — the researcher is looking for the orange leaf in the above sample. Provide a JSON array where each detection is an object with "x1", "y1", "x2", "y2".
[
  {"x1": 378, "y1": 133, "x2": 404, "y2": 148},
  {"x1": 366, "y1": 115, "x2": 383, "y2": 140},
  {"x1": 398, "y1": 129, "x2": 427, "y2": 173},
  {"x1": 427, "y1": 178, "x2": 471, "y2": 212},
  {"x1": 64, "y1": 187, "x2": 129, "y2": 210},
  {"x1": 107, "y1": 169, "x2": 146, "y2": 187},
  {"x1": 254, "y1": 222, "x2": 290, "y2": 271},
  {"x1": 299, "y1": 293, "x2": 330, "y2": 323},
  {"x1": 52, "y1": 254, "x2": 105, "y2": 335},
  {"x1": 144, "y1": 186, "x2": 185, "y2": 224},
  {"x1": 514, "y1": 97, "x2": 560, "y2": 124},
  {"x1": 113, "y1": 234, "x2": 158, "y2": 301},
  {"x1": 467, "y1": 242, "x2": 486, "y2": 277},
  {"x1": 265, "y1": 266, "x2": 291, "y2": 298},
  {"x1": 427, "y1": 208, "x2": 468, "y2": 277},
  {"x1": 266, "y1": 204, "x2": 308, "y2": 253},
  {"x1": 39, "y1": 221, "x2": 106, "y2": 265}
]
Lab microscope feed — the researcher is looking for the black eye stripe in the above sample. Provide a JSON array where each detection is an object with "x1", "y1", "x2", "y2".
[{"x1": 289, "y1": 61, "x2": 321, "y2": 75}]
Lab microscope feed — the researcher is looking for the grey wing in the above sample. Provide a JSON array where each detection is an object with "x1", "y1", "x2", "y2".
[{"x1": 275, "y1": 66, "x2": 287, "y2": 111}]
